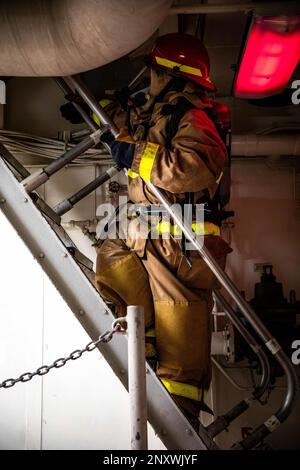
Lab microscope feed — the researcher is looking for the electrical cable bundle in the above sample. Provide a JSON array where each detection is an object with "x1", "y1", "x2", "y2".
[{"x1": 0, "y1": 129, "x2": 113, "y2": 166}]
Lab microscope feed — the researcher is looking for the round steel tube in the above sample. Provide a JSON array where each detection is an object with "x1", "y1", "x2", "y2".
[
  {"x1": 206, "y1": 290, "x2": 271, "y2": 438},
  {"x1": 68, "y1": 76, "x2": 119, "y2": 137},
  {"x1": 127, "y1": 305, "x2": 148, "y2": 450},
  {"x1": 23, "y1": 130, "x2": 101, "y2": 193},
  {"x1": 214, "y1": 290, "x2": 270, "y2": 398},
  {"x1": 55, "y1": 78, "x2": 98, "y2": 132},
  {"x1": 54, "y1": 166, "x2": 120, "y2": 215}
]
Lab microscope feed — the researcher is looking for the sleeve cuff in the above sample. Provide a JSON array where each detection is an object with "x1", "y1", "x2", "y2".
[{"x1": 130, "y1": 141, "x2": 160, "y2": 182}]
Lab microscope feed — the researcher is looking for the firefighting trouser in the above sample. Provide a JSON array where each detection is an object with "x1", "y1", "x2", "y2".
[{"x1": 95, "y1": 234, "x2": 225, "y2": 418}]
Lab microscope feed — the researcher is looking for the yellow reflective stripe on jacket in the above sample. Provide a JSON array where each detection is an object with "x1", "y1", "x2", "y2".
[
  {"x1": 145, "y1": 328, "x2": 156, "y2": 338},
  {"x1": 191, "y1": 222, "x2": 220, "y2": 237},
  {"x1": 155, "y1": 56, "x2": 203, "y2": 78},
  {"x1": 139, "y1": 142, "x2": 159, "y2": 182},
  {"x1": 161, "y1": 379, "x2": 206, "y2": 402},
  {"x1": 92, "y1": 99, "x2": 113, "y2": 126},
  {"x1": 127, "y1": 168, "x2": 139, "y2": 179},
  {"x1": 156, "y1": 221, "x2": 220, "y2": 237}
]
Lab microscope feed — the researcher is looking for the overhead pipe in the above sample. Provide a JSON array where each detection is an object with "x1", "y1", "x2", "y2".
[
  {"x1": 0, "y1": 0, "x2": 297, "y2": 78},
  {"x1": 170, "y1": 1, "x2": 299, "y2": 15},
  {"x1": 0, "y1": 0, "x2": 171, "y2": 77},
  {"x1": 232, "y1": 134, "x2": 300, "y2": 156}
]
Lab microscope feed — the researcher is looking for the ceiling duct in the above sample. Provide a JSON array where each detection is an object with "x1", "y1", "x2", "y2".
[{"x1": 0, "y1": 0, "x2": 171, "y2": 77}]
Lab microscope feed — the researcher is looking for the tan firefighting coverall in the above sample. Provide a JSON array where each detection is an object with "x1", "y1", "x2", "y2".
[{"x1": 95, "y1": 70, "x2": 232, "y2": 417}]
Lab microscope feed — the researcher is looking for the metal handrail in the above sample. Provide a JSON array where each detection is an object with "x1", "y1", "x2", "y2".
[
  {"x1": 67, "y1": 75, "x2": 119, "y2": 137},
  {"x1": 214, "y1": 290, "x2": 270, "y2": 399},
  {"x1": 61, "y1": 75, "x2": 298, "y2": 449},
  {"x1": 206, "y1": 290, "x2": 271, "y2": 437},
  {"x1": 55, "y1": 78, "x2": 99, "y2": 132}
]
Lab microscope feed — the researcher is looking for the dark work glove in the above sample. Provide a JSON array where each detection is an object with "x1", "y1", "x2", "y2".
[
  {"x1": 101, "y1": 131, "x2": 135, "y2": 169},
  {"x1": 108, "y1": 141, "x2": 135, "y2": 169}
]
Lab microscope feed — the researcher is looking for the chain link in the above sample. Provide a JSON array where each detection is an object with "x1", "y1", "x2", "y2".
[{"x1": 0, "y1": 322, "x2": 124, "y2": 390}]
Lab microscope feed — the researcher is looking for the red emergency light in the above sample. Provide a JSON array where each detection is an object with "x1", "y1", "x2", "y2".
[{"x1": 234, "y1": 16, "x2": 300, "y2": 99}]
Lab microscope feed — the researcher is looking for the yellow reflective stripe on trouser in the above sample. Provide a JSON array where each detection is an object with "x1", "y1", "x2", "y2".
[
  {"x1": 161, "y1": 379, "x2": 206, "y2": 402},
  {"x1": 127, "y1": 168, "x2": 138, "y2": 179},
  {"x1": 139, "y1": 142, "x2": 159, "y2": 181},
  {"x1": 155, "y1": 56, "x2": 203, "y2": 78},
  {"x1": 156, "y1": 221, "x2": 220, "y2": 237}
]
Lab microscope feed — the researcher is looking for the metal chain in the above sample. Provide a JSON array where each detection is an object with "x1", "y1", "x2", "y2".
[{"x1": 0, "y1": 321, "x2": 125, "y2": 390}]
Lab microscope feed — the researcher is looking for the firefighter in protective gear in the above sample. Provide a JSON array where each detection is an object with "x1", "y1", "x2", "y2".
[{"x1": 95, "y1": 33, "x2": 232, "y2": 425}]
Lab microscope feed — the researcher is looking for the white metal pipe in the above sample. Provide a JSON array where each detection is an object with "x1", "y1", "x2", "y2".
[
  {"x1": 127, "y1": 305, "x2": 148, "y2": 450},
  {"x1": 170, "y1": 1, "x2": 298, "y2": 15},
  {"x1": 232, "y1": 134, "x2": 300, "y2": 156}
]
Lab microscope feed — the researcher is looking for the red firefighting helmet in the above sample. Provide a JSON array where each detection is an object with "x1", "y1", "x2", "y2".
[{"x1": 150, "y1": 33, "x2": 216, "y2": 92}]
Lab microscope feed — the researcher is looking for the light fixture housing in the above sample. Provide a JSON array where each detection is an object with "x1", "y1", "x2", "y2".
[{"x1": 234, "y1": 15, "x2": 300, "y2": 99}]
